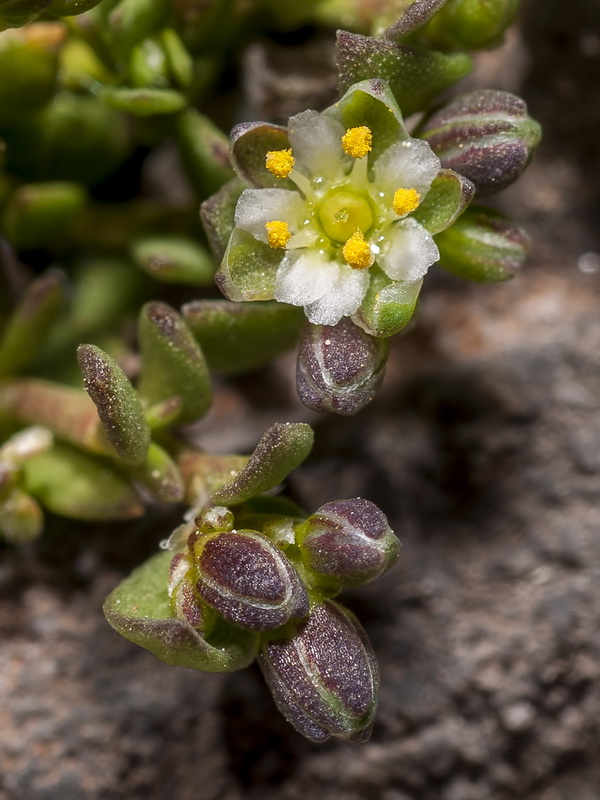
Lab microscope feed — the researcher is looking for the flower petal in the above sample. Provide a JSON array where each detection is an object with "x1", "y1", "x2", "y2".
[
  {"x1": 287, "y1": 110, "x2": 350, "y2": 181},
  {"x1": 378, "y1": 218, "x2": 440, "y2": 282},
  {"x1": 235, "y1": 188, "x2": 307, "y2": 243},
  {"x1": 304, "y1": 264, "x2": 370, "y2": 326},
  {"x1": 275, "y1": 251, "x2": 340, "y2": 307},
  {"x1": 373, "y1": 138, "x2": 441, "y2": 199}
]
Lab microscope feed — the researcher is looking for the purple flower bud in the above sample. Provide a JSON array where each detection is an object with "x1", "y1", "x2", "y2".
[
  {"x1": 299, "y1": 499, "x2": 400, "y2": 587},
  {"x1": 417, "y1": 90, "x2": 541, "y2": 196},
  {"x1": 193, "y1": 530, "x2": 309, "y2": 631},
  {"x1": 297, "y1": 318, "x2": 389, "y2": 415},
  {"x1": 258, "y1": 600, "x2": 379, "y2": 742}
]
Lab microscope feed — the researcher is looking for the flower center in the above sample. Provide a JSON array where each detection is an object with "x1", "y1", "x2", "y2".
[{"x1": 318, "y1": 190, "x2": 373, "y2": 242}]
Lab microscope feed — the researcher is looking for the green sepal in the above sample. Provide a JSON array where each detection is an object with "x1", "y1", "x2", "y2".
[
  {"x1": 418, "y1": 0, "x2": 519, "y2": 51},
  {"x1": 182, "y1": 300, "x2": 304, "y2": 375},
  {"x1": 22, "y1": 441, "x2": 143, "y2": 520},
  {"x1": 131, "y1": 236, "x2": 215, "y2": 285},
  {"x1": 100, "y1": 87, "x2": 187, "y2": 116},
  {"x1": 216, "y1": 228, "x2": 281, "y2": 302},
  {"x1": 0, "y1": 270, "x2": 67, "y2": 380},
  {"x1": 330, "y1": 78, "x2": 408, "y2": 162},
  {"x1": 2, "y1": 182, "x2": 87, "y2": 249},
  {"x1": 229, "y1": 121, "x2": 293, "y2": 189},
  {"x1": 0, "y1": 23, "x2": 65, "y2": 122},
  {"x1": 0, "y1": 487, "x2": 44, "y2": 543},
  {"x1": 128, "y1": 441, "x2": 184, "y2": 503},
  {"x1": 137, "y1": 301, "x2": 212, "y2": 426},
  {"x1": 352, "y1": 267, "x2": 422, "y2": 338},
  {"x1": 211, "y1": 422, "x2": 314, "y2": 506},
  {"x1": 77, "y1": 344, "x2": 150, "y2": 466},
  {"x1": 176, "y1": 109, "x2": 234, "y2": 197},
  {"x1": 336, "y1": 31, "x2": 472, "y2": 117},
  {"x1": 413, "y1": 168, "x2": 475, "y2": 234},
  {"x1": 103, "y1": 550, "x2": 258, "y2": 672},
  {"x1": 200, "y1": 177, "x2": 245, "y2": 261},
  {"x1": 435, "y1": 204, "x2": 530, "y2": 282}
]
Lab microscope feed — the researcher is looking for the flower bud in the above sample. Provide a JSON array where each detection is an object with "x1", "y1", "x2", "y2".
[
  {"x1": 193, "y1": 530, "x2": 309, "y2": 631},
  {"x1": 297, "y1": 318, "x2": 389, "y2": 415},
  {"x1": 258, "y1": 600, "x2": 379, "y2": 742},
  {"x1": 298, "y1": 499, "x2": 400, "y2": 587},
  {"x1": 436, "y1": 204, "x2": 530, "y2": 282},
  {"x1": 418, "y1": 90, "x2": 541, "y2": 196}
]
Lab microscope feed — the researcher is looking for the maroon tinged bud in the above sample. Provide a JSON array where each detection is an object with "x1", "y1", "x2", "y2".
[
  {"x1": 417, "y1": 90, "x2": 541, "y2": 196},
  {"x1": 258, "y1": 600, "x2": 379, "y2": 743},
  {"x1": 193, "y1": 530, "x2": 309, "y2": 631},
  {"x1": 298, "y1": 499, "x2": 400, "y2": 587},
  {"x1": 297, "y1": 318, "x2": 389, "y2": 415}
]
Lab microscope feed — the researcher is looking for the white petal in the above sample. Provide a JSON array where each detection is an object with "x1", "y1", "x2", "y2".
[
  {"x1": 373, "y1": 138, "x2": 440, "y2": 198},
  {"x1": 235, "y1": 188, "x2": 306, "y2": 243},
  {"x1": 287, "y1": 110, "x2": 350, "y2": 181},
  {"x1": 305, "y1": 264, "x2": 370, "y2": 326},
  {"x1": 378, "y1": 219, "x2": 440, "y2": 282},
  {"x1": 275, "y1": 251, "x2": 340, "y2": 307}
]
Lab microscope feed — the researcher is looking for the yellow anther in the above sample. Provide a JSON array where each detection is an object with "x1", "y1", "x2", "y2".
[
  {"x1": 265, "y1": 148, "x2": 295, "y2": 178},
  {"x1": 265, "y1": 220, "x2": 291, "y2": 249},
  {"x1": 393, "y1": 187, "x2": 421, "y2": 217},
  {"x1": 342, "y1": 230, "x2": 373, "y2": 270},
  {"x1": 341, "y1": 126, "x2": 373, "y2": 159}
]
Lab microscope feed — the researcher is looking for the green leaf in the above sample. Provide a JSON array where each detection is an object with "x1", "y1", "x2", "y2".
[
  {"x1": 336, "y1": 32, "x2": 472, "y2": 117},
  {"x1": 418, "y1": 0, "x2": 519, "y2": 51},
  {"x1": 200, "y1": 177, "x2": 245, "y2": 261},
  {"x1": 216, "y1": 227, "x2": 281, "y2": 302},
  {"x1": 22, "y1": 441, "x2": 143, "y2": 520},
  {"x1": 103, "y1": 551, "x2": 258, "y2": 672},
  {"x1": 352, "y1": 268, "x2": 422, "y2": 338},
  {"x1": 211, "y1": 422, "x2": 314, "y2": 506},
  {"x1": 182, "y1": 300, "x2": 304, "y2": 375},
  {"x1": 0, "y1": 270, "x2": 67, "y2": 380},
  {"x1": 330, "y1": 78, "x2": 408, "y2": 162},
  {"x1": 100, "y1": 87, "x2": 187, "y2": 116},
  {"x1": 2, "y1": 182, "x2": 87, "y2": 249},
  {"x1": 435, "y1": 204, "x2": 530, "y2": 282},
  {"x1": 128, "y1": 442, "x2": 184, "y2": 503},
  {"x1": 77, "y1": 344, "x2": 150, "y2": 466},
  {"x1": 137, "y1": 301, "x2": 212, "y2": 426},
  {"x1": 382, "y1": 0, "x2": 449, "y2": 39},
  {"x1": 107, "y1": 0, "x2": 170, "y2": 58},
  {"x1": 176, "y1": 109, "x2": 234, "y2": 197},
  {"x1": 230, "y1": 121, "x2": 293, "y2": 189},
  {"x1": 160, "y1": 28, "x2": 193, "y2": 88},
  {"x1": 413, "y1": 168, "x2": 474, "y2": 234},
  {"x1": 131, "y1": 236, "x2": 215, "y2": 285},
  {"x1": 0, "y1": 487, "x2": 43, "y2": 543}
]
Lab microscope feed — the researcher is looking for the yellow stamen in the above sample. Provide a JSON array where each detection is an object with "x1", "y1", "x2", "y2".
[
  {"x1": 265, "y1": 148, "x2": 294, "y2": 178},
  {"x1": 393, "y1": 187, "x2": 421, "y2": 217},
  {"x1": 341, "y1": 126, "x2": 372, "y2": 159},
  {"x1": 265, "y1": 220, "x2": 291, "y2": 249},
  {"x1": 342, "y1": 230, "x2": 373, "y2": 270}
]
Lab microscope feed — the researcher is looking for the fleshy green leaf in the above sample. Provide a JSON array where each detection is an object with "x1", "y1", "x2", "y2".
[
  {"x1": 211, "y1": 422, "x2": 314, "y2": 506},
  {"x1": 2, "y1": 182, "x2": 87, "y2": 249},
  {"x1": 381, "y1": 0, "x2": 449, "y2": 40},
  {"x1": 353, "y1": 268, "x2": 422, "y2": 338},
  {"x1": 131, "y1": 236, "x2": 215, "y2": 285},
  {"x1": 103, "y1": 550, "x2": 258, "y2": 672},
  {"x1": 176, "y1": 109, "x2": 234, "y2": 197},
  {"x1": 77, "y1": 344, "x2": 150, "y2": 466},
  {"x1": 137, "y1": 301, "x2": 212, "y2": 426},
  {"x1": 417, "y1": 0, "x2": 519, "y2": 51},
  {"x1": 336, "y1": 32, "x2": 472, "y2": 117},
  {"x1": 107, "y1": 0, "x2": 170, "y2": 58},
  {"x1": 128, "y1": 442, "x2": 184, "y2": 503},
  {"x1": 22, "y1": 441, "x2": 143, "y2": 520},
  {"x1": 216, "y1": 227, "x2": 281, "y2": 302},
  {"x1": 160, "y1": 28, "x2": 193, "y2": 88},
  {"x1": 230, "y1": 122, "x2": 293, "y2": 189},
  {"x1": 200, "y1": 177, "x2": 245, "y2": 261},
  {"x1": 0, "y1": 270, "x2": 67, "y2": 380},
  {"x1": 413, "y1": 168, "x2": 475, "y2": 234},
  {"x1": 100, "y1": 87, "x2": 187, "y2": 116},
  {"x1": 182, "y1": 300, "x2": 304, "y2": 375}
]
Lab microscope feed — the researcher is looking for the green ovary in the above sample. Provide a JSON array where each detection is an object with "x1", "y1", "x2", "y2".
[{"x1": 318, "y1": 190, "x2": 374, "y2": 242}]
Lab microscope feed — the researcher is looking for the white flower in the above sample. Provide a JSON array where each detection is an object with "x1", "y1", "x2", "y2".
[{"x1": 232, "y1": 112, "x2": 441, "y2": 326}]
